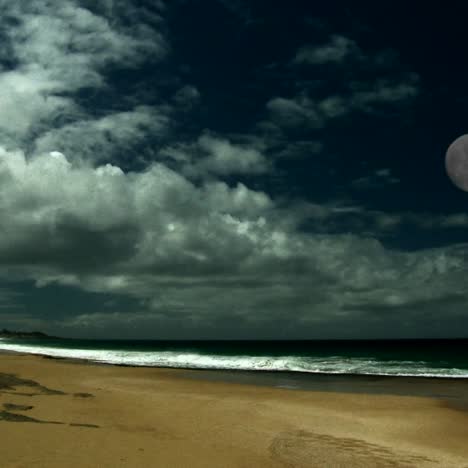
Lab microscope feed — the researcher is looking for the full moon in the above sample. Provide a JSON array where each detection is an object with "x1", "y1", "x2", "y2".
[{"x1": 445, "y1": 134, "x2": 468, "y2": 191}]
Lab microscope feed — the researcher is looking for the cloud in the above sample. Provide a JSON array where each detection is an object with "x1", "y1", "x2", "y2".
[
  {"x1": 0, "y1": 0, "x2": 168, "y2": 152},
  {"x1": 0, "y1": 147, "x2": 467, "y2": 338},
  {"x1": 293, "y1": 35, "x2": 359, "y2": 65},
  {"x1": 173, "y1": 85, "x2": 201, "y2": 110},
  {"x1": 264, "y1": 35, "x2": 419, "y2": 133},
  {"x1": 195, "y1": 134, "x2": 270, "y2": 176},
  {"x1": 298, "y1": 200, "x2": 468, "y2": 245},
  {"x1": 274, "y1": 140, "x2": 324, "y2": 160},
  {"x1": 350, "y1": 77, "x2": 420, "y2": 110},
  {"x1": 266, "y1": 97, "x2": 322, "y2": 129},
  {"x1": 0, "y1": 69, "x2": 78, "y2": 147},
  {"x1": 33, "y1": 106, "x2": 170, "y2": 164},
  {"x1": 160, "y1": 133, "x2": 270, "y2": 177},
  {"x1": 0, "y1": 147, "x2": 275, "y2": 279},
  {"x1": 351, "y1": 168, "x2": 400, "y2": 190},
  {"x1": 266, "y1": 76, "x2": 418, "y2": 131},
  {"x1": 7, "y1": 1, "x2": 167, "y2": 83},
  {"x1": 266, "y1": 94, "x2": 349, "y2": 129},
  {"x1": 0, "y1": 4, "x2": 465, "y2": 339}
]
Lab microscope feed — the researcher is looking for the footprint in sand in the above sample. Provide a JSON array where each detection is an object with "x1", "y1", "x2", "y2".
[{"x1": 269, "y1": 430, "x2": 438, "y2": 468}]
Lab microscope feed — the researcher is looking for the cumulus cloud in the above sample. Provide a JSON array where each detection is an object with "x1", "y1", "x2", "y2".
[
  {"x1": 0, "y1": 147, "x2": 275, "y2": 278},
  {"x1": 0, "y1": 147, "x2": 467, "y2": 338}
]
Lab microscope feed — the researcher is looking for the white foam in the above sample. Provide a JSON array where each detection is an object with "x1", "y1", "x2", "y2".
[{"x1": 0, "y1": 340, "x2": 467, "y2": 378}]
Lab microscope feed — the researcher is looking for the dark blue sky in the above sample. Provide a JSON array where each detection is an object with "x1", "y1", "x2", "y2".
[
  {"x1": 0, "y1": 0, "x2": 467, "y2": 339},
  {"x1": 165, "y1": 1, "x2": 468, "y2": 246}
]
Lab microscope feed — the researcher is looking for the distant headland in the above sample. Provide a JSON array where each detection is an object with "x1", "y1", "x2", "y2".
[{"x1": 0, "y1": 329, "x2": 57, "y2": 339}]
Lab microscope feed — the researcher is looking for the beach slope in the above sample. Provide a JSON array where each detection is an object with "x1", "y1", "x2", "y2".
[{"x1": 1, "y1": 353, "x2": 468, "y2": 467}]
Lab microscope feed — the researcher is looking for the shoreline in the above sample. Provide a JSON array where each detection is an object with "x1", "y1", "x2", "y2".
[
  {"x1": 2, "y1": 347, "x2": 468, "y2": 382},
  {"x1": 4, "y1": 348, "x2": 468, "y2": 409},
  {"x1": 1, "y1": 353, "x2": 468, "y2": 466}
]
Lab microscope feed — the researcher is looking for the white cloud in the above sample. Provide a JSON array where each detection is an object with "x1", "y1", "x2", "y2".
[
  {"x1": 34, "y1": 106, "x2": 170, "y2": 163},
  {"x1": 0, "y1": 147, "x2": 467, "y2": 337},
  {"x1": 6, "y1": 1, "x2": 167, "y2": 88},
  {"x1": 195, "y1": 134, "x2": 270, "y2": 175},
  {"x1": 266, "y1": 96, "x2": 323, "y2": 128},
  {"x1": 0, "y1": 147, "x2": 275, "y2": 279},
  {"x1": 0, "y1": 68, "x2": 77, "y2": 145},
  {"x1": 160, "y1": 133, "x2": 270, "y2": 177},
  {"x1": 0, "y1": 0, "x2": 168, "y2": 151}
]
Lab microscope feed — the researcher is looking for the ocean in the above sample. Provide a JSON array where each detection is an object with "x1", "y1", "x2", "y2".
[{"x1": 1, "y1": 337, "x2": 468, "y2": 379}]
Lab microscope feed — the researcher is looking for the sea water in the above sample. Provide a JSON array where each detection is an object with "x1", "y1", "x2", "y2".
[{"x1": 0, "y1": 338, "x2": 467, "y2": 378}]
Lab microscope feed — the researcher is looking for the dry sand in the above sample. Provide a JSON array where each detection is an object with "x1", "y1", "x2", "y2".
[{"x1": 1, "y1": 353, "x2": 468, "y2": 467}]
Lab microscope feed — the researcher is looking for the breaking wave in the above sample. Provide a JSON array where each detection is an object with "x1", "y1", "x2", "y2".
[{"x1": 1, "y1": 339, "x2": 467, "y2": 378}]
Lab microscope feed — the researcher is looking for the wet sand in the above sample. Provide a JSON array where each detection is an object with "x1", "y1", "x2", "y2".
[{"x1": 1, "y1": 353, "x2": 468, "y2": 467}]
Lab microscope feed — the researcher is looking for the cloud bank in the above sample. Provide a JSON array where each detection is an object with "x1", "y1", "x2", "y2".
[
  {"x1": 0, "y1": 1, "x2": 465, "y2": 338},
  {"x1": 0, "y1": 148, "x2": 466, "y2": 338}
]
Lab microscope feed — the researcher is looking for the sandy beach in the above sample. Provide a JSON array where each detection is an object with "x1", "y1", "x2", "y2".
[{"x1": 1, "y1": 353, "x2": 468, "y2": 467}]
